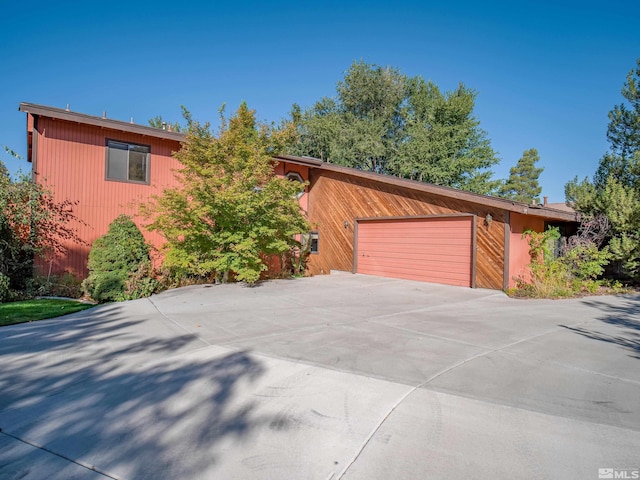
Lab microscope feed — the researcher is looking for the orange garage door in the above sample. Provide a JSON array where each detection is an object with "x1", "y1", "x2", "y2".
[{"x1": 356, "y1": 217, "x2": 474, "y2": 287}]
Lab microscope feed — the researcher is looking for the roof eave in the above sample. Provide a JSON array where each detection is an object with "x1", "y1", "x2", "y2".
[{"x1": 19, "y1": 102, "x2": 186, "y2": 142}]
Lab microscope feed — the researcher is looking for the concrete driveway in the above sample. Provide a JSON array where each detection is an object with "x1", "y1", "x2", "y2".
[{"x1": 1, "y1": 273, "x2": 639, "y2": 479}]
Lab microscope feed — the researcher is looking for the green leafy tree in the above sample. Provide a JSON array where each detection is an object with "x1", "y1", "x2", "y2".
[
  {"x1": 0, "y1": 149, "x2": 84, "y2": 296},
  {"x1": 143, "y1": 103, "x2": 311, "y2": 284},
  {"x1": 83, "y1": 215, "x2": 156, "y2": 302},
  {"x1": 498, "y1": 148, "x2": 544, "y2": 203},
  {"x1": 565, "y1": 58, "x2": 640, "y2": 280},
  {"x1": 289, "y1": 60, "x2": 499, "y2": 194}
]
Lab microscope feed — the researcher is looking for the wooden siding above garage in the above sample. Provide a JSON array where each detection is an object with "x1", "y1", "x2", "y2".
[{"x1": 307, "y1": 168, "x2": 506, "y2": 290}]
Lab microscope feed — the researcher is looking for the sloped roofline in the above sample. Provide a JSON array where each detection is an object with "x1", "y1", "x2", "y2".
[
  {"x1": 276, "y1": 155, "x2": 578, "y2": 222},
  {"x1": 19, "y1": 102, "x2": 186, "y2": 142},
  {"x1": 19, "y1": 103, "x2": 576, "y2": 222}
]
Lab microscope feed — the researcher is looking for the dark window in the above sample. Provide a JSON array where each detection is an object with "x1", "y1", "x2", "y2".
[{"x1": 106, "y1": 140, "x2": 150, "y2": 183}]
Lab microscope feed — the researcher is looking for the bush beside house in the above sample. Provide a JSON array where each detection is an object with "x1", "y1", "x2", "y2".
[{"x1": 83, "y1": 215, "x2": 159, "y2": 302}]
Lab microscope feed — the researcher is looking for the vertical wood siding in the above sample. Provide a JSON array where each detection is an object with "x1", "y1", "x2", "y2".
[
  {"x1": 34, "y1": 117, "x2": 183, "y2": 278},
  {"x1": 307, "y1": 169, "x2": 506, "y2": 290}
]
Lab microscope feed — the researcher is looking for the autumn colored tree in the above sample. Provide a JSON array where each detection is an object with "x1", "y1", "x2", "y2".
[{"x1": 143, "y1": 103, "x2": 310, "y2": 284}]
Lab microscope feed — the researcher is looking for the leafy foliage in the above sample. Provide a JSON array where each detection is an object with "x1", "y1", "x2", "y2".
[
  {"x1": 143, "y1": 103, "x2": 311, "y2": 284},
  {"x1": 565, "y1": 59, "x2": 640, "y2": 281},
  {"x1": 510, "y1": 228, "x2": 612, "y2": 298},
  {"x1": 83, "y1": 215, "x2": 157, "y2": 302},
  {"x1": 0, "y1": 273, "x2": 9, "y2": 303},
  {"x1": 288, "y1": 61, "x2": 500, "y2": 194},
  {"x1": 0, "y1": 150, "x2": 84, "y2": 297},
  {"x1": 498, "y1": 148, "x2": 544, "y2": 203},
  {"x1": 28, "y1": 271, "x2": 83, "y2": 299}
]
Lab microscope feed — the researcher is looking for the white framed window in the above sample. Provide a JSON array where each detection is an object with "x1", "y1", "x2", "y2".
[
  {"x1": 106, "y1": 139, "x2": 150, "y2": 184},
  {"x1": 286, "y1": 171, "x2": 305, "y2": 199}
]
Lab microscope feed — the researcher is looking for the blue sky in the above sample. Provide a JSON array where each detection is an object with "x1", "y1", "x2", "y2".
[{"x1": 1, "y1": 0, "x2": 638, "y2": 201}]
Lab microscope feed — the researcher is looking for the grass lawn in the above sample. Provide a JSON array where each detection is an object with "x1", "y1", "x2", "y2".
[{"x1": 0, "y1": 299, "x2": 95, "y2": 327}]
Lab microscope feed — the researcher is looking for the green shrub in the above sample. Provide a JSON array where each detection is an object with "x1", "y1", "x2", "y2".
[
  {"x1": 91, "y1": 272, "x2": 125, "y2": 302},
  {"x1": 84, "y1": 215, "x2": 155, "y2": 302},
  {"x1": 561, "y1": 243, "x2": 611, "y2": 281},
  {"x1": 123, "y1": 262, "x2": 160, "y2": 300},
  {"x1": 0, "y1": 273, "x2": 10, "y2": 303},
  {"x1": 511, "y1": 228, "x2": 613, "y2": 298},
  {"x1": 28, "y1": 272, "x2": 83, "y2": 298}
]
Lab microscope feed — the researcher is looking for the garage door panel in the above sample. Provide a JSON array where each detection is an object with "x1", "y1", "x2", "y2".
[
  {"x1": 358, "y1": 226, "x2": 471, "y2": 237},
  {"x1": 356, "y1": 217, "x2": 473, "y2": 287},
  {"x1": 358, "y1": 237, "x2": 472, "y2": 248},
  {"x1": 357, "y1": 250, "x2": 471, "y2": 263},
  {"x1": 357, "y1": 265, "x2": 471, "y2": 286},
  {"x1": 359, "y1": 259, "x2": 471, "y2": 277}
]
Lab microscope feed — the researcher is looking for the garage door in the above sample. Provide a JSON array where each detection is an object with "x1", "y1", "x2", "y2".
[{"x1": 356, "y1": 217, "x2": 474, "y2": 287}]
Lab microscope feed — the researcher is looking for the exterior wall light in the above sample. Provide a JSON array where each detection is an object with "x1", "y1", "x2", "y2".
[
  {"x1": 344, "y1": 220, "x2": 350, "y2": 228},
  {"x1": 485, "y1": 213, "x2": 493, "y2": 226}
]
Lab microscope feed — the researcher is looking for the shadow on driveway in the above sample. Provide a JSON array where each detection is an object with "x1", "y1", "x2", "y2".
[
  {"x1": 560, "y1": 295, "x2": 640, "y2": 360},
  {"x1": 0, "y1": 306, "x2": 284, "y2": 479}
]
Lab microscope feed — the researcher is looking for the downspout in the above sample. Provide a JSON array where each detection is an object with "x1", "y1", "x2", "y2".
[{"x1": 503, "y1": 211, "x2": 510, "y2": 290}]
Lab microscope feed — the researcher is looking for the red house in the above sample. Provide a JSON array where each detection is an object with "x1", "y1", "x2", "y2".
[{"x1": 20, "y1": 102, "x2": 577, "y2": 290}]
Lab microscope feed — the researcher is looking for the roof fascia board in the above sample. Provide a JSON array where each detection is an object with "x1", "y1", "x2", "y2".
[
  {"x1": 19, "y1": 102, "x2": 185, "y2": 142},
  {"x1": 273, "y1": 154, "x2": 324, "y2": 167}
]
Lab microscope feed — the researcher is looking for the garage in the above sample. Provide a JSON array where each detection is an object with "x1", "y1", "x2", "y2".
[{"x1": 355, "y1": 216, "x2": 474, "y2": 287}]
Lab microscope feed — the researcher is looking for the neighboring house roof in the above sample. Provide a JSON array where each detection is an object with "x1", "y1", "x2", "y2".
[
  {"x1": 20, "y1": 102, "x2": 577, "y2": 223},
  {"x1": 546, "y1": 202, "x2": 576, "y2": 213}
]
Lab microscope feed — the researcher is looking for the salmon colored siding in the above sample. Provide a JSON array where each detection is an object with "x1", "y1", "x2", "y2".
[
  {"x1": 273, "y1": 161, "x2": 310, "y2": 213},
  {"x1": 33, "y1": 117, "x2": 183, "y2": 277},
  {"x1": 508, "y1": 212, "x2": 545, "y2": 287},
  {"x1": 356, "y1": 217, "x2": 473, "y2": 287}
]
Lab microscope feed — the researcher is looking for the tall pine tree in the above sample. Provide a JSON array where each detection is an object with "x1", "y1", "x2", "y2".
[
  {"x1": 498, "y1": 148, "x2": 543, "y2": 203},
  {"x1": 565, "y1": 58, "x2": 640, "y2": 280}
]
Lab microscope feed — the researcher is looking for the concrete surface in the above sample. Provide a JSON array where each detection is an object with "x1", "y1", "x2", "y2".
[{"x1": 0, "y1": 273, "x2": 638, "y2": 479}]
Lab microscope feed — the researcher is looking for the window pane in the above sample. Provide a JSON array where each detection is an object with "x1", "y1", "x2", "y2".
[
  {"x1": 130, "y1": 144, "x2": 150, "y2": 154},
  {"x1": 106, "y1": 141, "x2": 150, "y2": 183},
  {"x1": 107, "y1": 144, "x2": 128, "y2": 180},
  {"x1": 128, "y1": 150, "x2": 148, "y2": 182}
]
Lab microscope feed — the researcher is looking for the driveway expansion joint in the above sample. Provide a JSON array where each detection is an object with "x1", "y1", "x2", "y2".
[{"x1": 0, "y1": 429, "x2": 120, "y2": 479}]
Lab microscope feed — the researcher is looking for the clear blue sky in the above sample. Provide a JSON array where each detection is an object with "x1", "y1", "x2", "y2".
[{"x1": 1, "y1": 0, "x2": 638, "y2": 201}]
